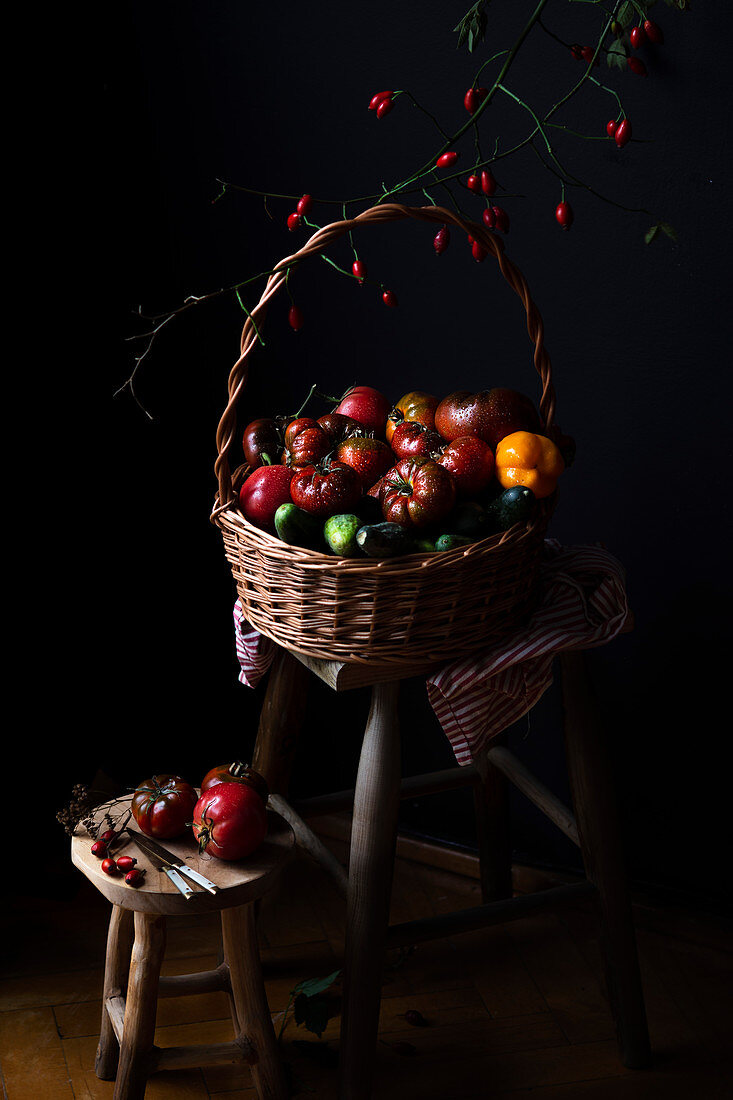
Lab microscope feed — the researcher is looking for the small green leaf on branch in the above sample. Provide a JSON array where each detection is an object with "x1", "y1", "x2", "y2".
[
  {"x1": 617, "y1": 3, "x2": 636, "y2": 29},
  {"x1": 645, "y1": 221, "x2": 678, "y2": 244},
  {"x1": 454, "y1": 1, "x2": 489, "y2": 52},
  {"x1": 607, "y1": 39, "x2": 629, "y2": 70}
]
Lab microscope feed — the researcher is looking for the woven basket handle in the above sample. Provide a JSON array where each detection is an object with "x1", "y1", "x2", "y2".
[{"x1": 213, "y1": 202, "x2": 557, "y2": 518}]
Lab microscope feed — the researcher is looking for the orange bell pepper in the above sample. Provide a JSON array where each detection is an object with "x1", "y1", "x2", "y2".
[{"x1": 494, "y1": 431, "x2": 565, "y2": 499}]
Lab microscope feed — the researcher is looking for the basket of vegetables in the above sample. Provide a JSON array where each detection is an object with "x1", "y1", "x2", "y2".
[{"x1": 212, "y1": 203, "x2": 570, "y2": 666}]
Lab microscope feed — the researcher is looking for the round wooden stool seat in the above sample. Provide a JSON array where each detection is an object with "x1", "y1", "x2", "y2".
[
  {"x1": 71, "y1": 796, "x2": 294, "y2": 914},
  {"x1": 71, "y1": 796, "x2": 294, "y2": 1100}
]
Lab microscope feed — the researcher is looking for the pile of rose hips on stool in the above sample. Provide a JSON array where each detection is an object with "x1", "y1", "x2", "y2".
[{"x1": 239, "y1": 386, "x2": 571, "y2": 557}]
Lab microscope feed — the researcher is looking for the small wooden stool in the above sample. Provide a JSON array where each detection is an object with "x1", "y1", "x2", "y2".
[
  {"x1": 251, "y1": 645, "x2": 651, "y2": 1100},
  {"x1": 71, "y1": 799, "x2": 294, "y2": 1100}
]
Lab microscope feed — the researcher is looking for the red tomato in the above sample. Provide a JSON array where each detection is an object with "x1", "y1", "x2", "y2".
[
  {"x1": 239, "y1": 465, "x2": 295, "y2": 531},
  {"x1": 290, "y1": 460, "x2": 362, "y2": 516},
  {"x1": 385, "y1": 391, "x2": 439, "y2": 445},
  {"x1": 200, "y1": 761, "x2": 269, "y2": 803},
  {"x1": 390, "y1": 422, "x2": 444, "y2": 459},
  {"x1": 131, "y1": 775, "x2": 199, "y2": 840},
  {"x1": 438, "y1": 436, "x2": 495, "y2": 497},
  {"x1": 284, "y1": 417, "x2": 320, "y2": 450},
  {"x1": 380, "y1": 457, "x2": 456, "y2": 528},
  {"x1": 434, "y1": 389, "x2": 540, "y2": 448},
  {"x1": 285, "y1": 424, "x2": 331, "y2": 468},
  {"x1": 335, "y1": 436, "x2": 394, "y2": 489},
  {"x1": 334, "y1": 386, "x2": 389, "y2": 433},
  {"x1": 192, "y1": 783, "x2": 268, "y2": 861}
]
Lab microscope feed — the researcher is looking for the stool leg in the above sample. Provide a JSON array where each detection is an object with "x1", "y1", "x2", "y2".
[
  {"x1": 339, "y1": 680, "x2": 402, "y2": 1100},
  {"x1": 114, "y1": 911, "x2": 167, "y2": 1100},
  {"x1": 473, "y1": 748, "x2": 513, "y2": 902},
  {"x1": 95, "y1": 905, "x2": 134, "y2": 1080},
  {"x1": 253, "y1": 647, "x2": 310, "y2": 796},
  {"x1": 560, "y1": 651, "x2": 651, "y2": 1069},
  {"x1": 222, "y1": 903, "x2": 289, "y2": 1100}
]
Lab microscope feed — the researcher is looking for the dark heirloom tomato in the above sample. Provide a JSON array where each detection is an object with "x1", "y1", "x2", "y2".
[
  {"x1": 385, "y1": 391, "x2": 439, "y2": 445},
  {"x1": 243, "y1": 418, "x2": 283, "y2": 468},
  {"x1": 131, "y1": 775, "x2": 199, "y2": 840},
  {"x1": 390, "y1": 421, "x2": 443, "y2": 459},
  {"x1": 435, "y1": 388, "x2": 540, "y2": 449},
  {"x1": 285, "y1": 424, "x2": 331, "y2": 468},
  {"x1": 380, "y1": 456, "x2": 456, "y2": 528},
  {"x1": 317, "y1": 412, "x2": 361, "y2": 445},
  {"x1": 290, "y1": 460, "x2": 362, "y2": 517},
  {"x1": 335, "y1": 436, "x2": 394, "y2": 489},
  {"x1": 200, "y1": 761, "x2": 269, "y2": 803},
  {"x1": 192, "y1": 783, "x2": 268, "y2": 861},
  {"x1": 438, "y1": 436, "x2": 495, "y2": 497}
]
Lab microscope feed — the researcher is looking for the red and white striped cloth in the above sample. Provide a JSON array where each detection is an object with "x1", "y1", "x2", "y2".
[{"x1": 233, "y1": 540, "x2": 630, "y2": 765}]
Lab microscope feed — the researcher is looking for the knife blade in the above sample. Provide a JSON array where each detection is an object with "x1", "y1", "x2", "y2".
[{"x1": 125, "y1": 829, "x2": 220, "y2": 895}]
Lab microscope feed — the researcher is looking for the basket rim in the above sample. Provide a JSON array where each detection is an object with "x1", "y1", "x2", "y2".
[{"x1": 215, "y1": 491, "x2": 555, "y2": 573}]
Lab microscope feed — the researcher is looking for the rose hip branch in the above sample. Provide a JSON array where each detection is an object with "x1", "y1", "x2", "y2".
[{"x1": 118, "y1": 0, "x2": 687, "y2": 415}]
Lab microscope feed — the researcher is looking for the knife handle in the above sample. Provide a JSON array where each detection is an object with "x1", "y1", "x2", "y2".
[{"x1": 164, "y1": 866, "x2": 196, "y2": 900}]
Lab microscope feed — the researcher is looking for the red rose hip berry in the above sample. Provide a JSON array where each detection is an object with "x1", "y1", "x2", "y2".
[
  {"x1": 643, "y1": 20, "x2": 664, "y2": 45},
  {"x1": 368, "y1": 90, "x2": 393, "y2": 110},
  {"x1": 629, "y1": 25, "x2": 647, "y2": 49},
  {"x1": 433, "y1": 226, "x2": 450, "y2": 255},
  {"x1": 555, "y1": 201, "x2": 574, "y2": 230},
  {"x1": 481, "y1": 169, "x2": 497, "y2": 196},
  {"x1": 614, "y1": 119, "x2": 632, "y2": 148}
]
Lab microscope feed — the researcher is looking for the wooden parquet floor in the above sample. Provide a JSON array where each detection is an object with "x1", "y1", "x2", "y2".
[{"x1": 1, "y1": 836, "x2": 731, "y2": 1099}]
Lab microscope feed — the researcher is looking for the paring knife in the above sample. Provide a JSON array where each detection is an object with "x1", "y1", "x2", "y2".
[{"x1": 125, "y1": 829, "x2": 220, "y2": 898}]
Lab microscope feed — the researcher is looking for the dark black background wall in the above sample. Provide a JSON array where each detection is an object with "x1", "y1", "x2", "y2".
[{"x1": 37, "y1": 2, "x2": 732, "y2": 904}]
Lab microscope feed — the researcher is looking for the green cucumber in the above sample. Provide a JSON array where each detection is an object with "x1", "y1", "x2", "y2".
[
  {"x1": 435, "y1": 533, "x2": 473, "y2": 552},
  {"x1": 274, "y1": 503, "x2": 323, "y2": 550},
  {"x1": 410, "y1": 535, "x2": 437, "y2": 554},
  {"x1": 324, "y1": 514, "x2": 362, "y2": 557},
  {"x1": 356, "y1": 522, "x2": 412, "y2": 558}
]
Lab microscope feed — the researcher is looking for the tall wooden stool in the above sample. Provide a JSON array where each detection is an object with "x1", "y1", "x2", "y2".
[
  {"x1": 71, "y1": 798, "x2": 294, "y2": 1100},
  {"x1": 252, "y1": 645, "x2": 651, "y2": 1100}
]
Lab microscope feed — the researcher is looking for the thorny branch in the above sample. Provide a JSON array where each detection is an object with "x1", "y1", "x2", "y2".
[{"x1": 118, "y1": 0, "x2": 687, "y2": 415}]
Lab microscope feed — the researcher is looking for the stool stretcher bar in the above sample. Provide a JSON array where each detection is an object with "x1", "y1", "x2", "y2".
[
  {"x1": 292, "y1": 763, "x2": 480, "y2": 819},
  {"x1": 157, "y1": 963, "x2": 231, "y2": 998},
  {"x1": 386, "y1": 880, "x2": 597, "y2": 949},
  {"x1": 486, "y1": 745, "x2": 580, "y2": 846},
  {"x1": 104, "y1": 994, "x2": 257, "y2": 1071},
  {"x1": 269, "y1": 793, "x2": 349, "y2": 896}
]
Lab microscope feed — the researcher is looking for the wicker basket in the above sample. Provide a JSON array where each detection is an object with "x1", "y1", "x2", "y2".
[{"x1": 212, "y1": 203, "x2": 558, "y2": 667}]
